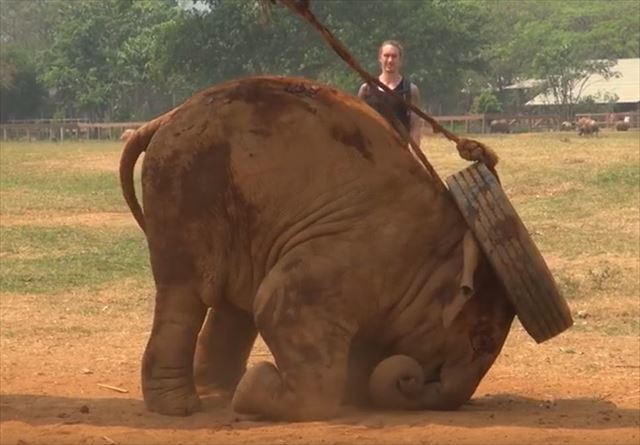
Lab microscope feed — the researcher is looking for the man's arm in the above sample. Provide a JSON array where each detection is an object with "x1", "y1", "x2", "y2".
[{"x1": 409, "y1": 83, "x2": 423, "y2": 144}]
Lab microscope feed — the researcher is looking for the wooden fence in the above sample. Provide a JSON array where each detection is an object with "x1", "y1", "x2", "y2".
[
  {"x1": 2, "y1": 112, "x2": 637, "y2": 142},
  {"x1": 0, "y1": 121, "x2": 145, "y2": 142},
  {"x1": 431, "y1": 114, "x2": 573, "y2": 134},
  {"x1": 575, "y1": 111, "x2": 640, "y2": 129}
]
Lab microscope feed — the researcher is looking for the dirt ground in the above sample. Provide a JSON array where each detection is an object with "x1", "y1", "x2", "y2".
[{"x1": 1, "y1": 295, "x2": 639, "y2": 445}]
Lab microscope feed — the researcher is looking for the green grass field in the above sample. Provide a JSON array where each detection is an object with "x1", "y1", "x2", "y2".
[{"x1": 0, "y1": 133, "x2": 638, "y2": 338}]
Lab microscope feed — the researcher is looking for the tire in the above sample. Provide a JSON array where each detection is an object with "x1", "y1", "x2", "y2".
[{"x1": 446, "y1": 163, "x2": 573, "y2": 343}]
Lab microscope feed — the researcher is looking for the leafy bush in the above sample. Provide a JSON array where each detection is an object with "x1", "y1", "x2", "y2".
[{"x1": 471, "y1": 90, "x2": 502, "y2": 114}]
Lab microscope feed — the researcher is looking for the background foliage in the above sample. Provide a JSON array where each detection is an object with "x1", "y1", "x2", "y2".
[{"x1": 1, "y1": 0, "x2": 638, "y2": 121}]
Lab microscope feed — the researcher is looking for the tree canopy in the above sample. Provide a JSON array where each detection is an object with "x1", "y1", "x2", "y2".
[{"x1": 1, "y1": 0, "x2": 638, "y2": 121}]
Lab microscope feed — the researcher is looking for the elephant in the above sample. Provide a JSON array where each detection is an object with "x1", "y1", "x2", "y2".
[
  {"x1": 119, "y1": 76, "x2": 515, "y2": 421},
  {"x1": 489, "y1": 119, "x2": 510, "y2": 134},
  {"x1": 577, "y1": 117, "x2": 599, "y2": 136},
  {"x1": 560, "y1": 121, "x2": 575, "y2": 131},
  {"x1": 615, "y1": 121, "x2": 630, "y2": 131}
]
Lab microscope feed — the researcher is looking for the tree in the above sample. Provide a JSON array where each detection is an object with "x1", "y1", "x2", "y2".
[
  {"x1": 171, "y1": 0, "x2": 490, "y2": 113},
  {"x1": 471, "y1": 0, "x2": 639, "y2": 115},
  {"x1": 2, "y1": 0, "x2": 638, "y2": 120},
  {"x1": 40, "y1": 0, "x2": 181, "y2": 120},
  {"x1": 513, "y1": 1, "x2": 630, "y2": 118},
  {"x1": 0, "y1": 47, "x2": 46, "y2": 121},
  {"x1": 471, "y1": 90, "x2": 502, "y2": 114},
  {"x1": 0, "y1": 0, "x2": 60, "y2": 121}
]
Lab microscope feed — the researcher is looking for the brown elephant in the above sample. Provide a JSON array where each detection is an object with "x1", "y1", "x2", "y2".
[
  {"x1": 616, "y1": 121, "x2": 630, "y2": 131},
  {"x1": 577, "y1": 117, "x2": 599, "y2": 136},
  {"x1": 120, "y1": 76, "x2": 514, "y2": 421},
  {"x1": 489, "y1": 119, "x2": 510, "y2": 134}
]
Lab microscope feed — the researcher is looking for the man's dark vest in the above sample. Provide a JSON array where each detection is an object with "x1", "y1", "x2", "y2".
[{"x1": 362, "y1": 77, "x2": 411, "y2": 130}]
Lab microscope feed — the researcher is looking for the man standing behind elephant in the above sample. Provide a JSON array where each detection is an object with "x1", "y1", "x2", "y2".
[{"x1": 358, "y1": 40, "x2": 423, "y2": 145}]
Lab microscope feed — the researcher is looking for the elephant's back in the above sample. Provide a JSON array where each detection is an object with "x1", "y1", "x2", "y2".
[
  {"x1": 146, "y1": 76, "x2": 431, "y2": 187},
  {"x1": 141, "y1": 76, "x2": 443, "y2": 241}
]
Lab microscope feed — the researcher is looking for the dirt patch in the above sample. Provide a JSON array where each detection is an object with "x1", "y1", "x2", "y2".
[
  {"x1": 1, "y1": 290, "x2": 638, "y2": 445},
  {"x1": 23, "y1": 153, "x2": 120, "y2": 173},
  {"x1": 0, "y1": 212, "x2": 137, "y2": 228}
]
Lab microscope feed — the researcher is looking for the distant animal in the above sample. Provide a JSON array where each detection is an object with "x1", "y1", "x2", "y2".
[
  {"x1": 615, "y1": 121, "x2": 630, "y2": 131},
  {"x1": 576, "y1": 118, "x2": 599, "y2": 136},
  {"x1": 489, "y1": 119, "x2": 510, "y2": 134},
  {"x1": 560, "y1": 121, "x2": 575, "y2": 131},
  {"x1": 121, "y1": 129, "x2": 136, "y2": 141}
]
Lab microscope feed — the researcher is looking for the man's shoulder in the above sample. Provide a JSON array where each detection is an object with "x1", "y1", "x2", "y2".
[
  {"x1": 406, "y1": 79, "x2": 420, "y2": 96},
  {"x1": 357, "y1": 82, "x2": 370, "y2": 96},
  {"x1": 402, "y1": 77, "x2": 418, "y2": 89}
]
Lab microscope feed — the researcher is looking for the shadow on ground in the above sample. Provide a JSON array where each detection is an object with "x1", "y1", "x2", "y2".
[{"x1": 1, "y1": 392, "x2": 638, "y2": 431}]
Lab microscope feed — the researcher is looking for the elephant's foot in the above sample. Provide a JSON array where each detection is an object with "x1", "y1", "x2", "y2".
[
  {"x1": 237, "y1": 249, "x2": 361, "y2": 420},
  {"x1": 141, "y1": 282, "x2": 207, "y2": 416},
  {"x1": 232, "y1": 361, "x2": 285, "y2": 417},
  {"x1": 231, "y1": 361, "x2": 344, "y2": 421},
  {"x1": 143, "y1": 372, "x2": 202, "y2": 416}
]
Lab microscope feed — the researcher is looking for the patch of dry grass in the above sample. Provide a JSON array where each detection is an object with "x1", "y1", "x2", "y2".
[
  {"x1": 426, "y1": 131, "x2": 640, "y2": 335},
  {"x1": 0, "y1": 133, "x2": 638, "y2": 342}
]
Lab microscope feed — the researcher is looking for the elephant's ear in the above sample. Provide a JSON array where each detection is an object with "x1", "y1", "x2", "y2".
[
  {"x1": 442, "y1": 286, "x2": 474, "y2": 328},
  {"x1": 443, "y1": 230, "x2": 481, "y2": 328}
]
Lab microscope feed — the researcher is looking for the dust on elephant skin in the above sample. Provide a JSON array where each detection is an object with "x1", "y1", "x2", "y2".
[{"x1": 119, "y1": 76, "x2": 515, "y2": 421}]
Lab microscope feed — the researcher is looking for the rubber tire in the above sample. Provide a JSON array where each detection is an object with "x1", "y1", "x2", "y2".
[{"x1": 446, "y1": 163, "x2": 573, "y2": 343}]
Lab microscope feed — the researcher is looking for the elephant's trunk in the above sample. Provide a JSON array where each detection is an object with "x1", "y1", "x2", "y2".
[
  {"x1": 368, "y1": 355, "x2": 424, "y2": 410},
  {"x1": 368, "y1": 355, "x2": 473, "y2": 411}
]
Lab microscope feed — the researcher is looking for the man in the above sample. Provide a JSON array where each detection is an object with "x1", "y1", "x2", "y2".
[{"x1": 358, "y1": 40, "x2": 422, "y2": 144}]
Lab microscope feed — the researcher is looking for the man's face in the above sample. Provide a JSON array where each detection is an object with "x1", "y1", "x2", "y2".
[{"x1": 379, "y1": 44, "x2": 402, "y2": 74}]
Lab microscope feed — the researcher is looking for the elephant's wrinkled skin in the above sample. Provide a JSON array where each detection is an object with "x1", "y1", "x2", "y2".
[{"x1": 120, "y1": 76, "x2": 515, "y2": 421}]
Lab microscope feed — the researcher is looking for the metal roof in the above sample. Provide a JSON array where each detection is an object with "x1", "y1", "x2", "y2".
[{"x1": 524, "y1": 58, "x2": 640, "y2": 105}]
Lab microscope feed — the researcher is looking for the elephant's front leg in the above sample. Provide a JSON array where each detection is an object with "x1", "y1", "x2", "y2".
[
  {"x1": 142, "y1": 283, "x2": 207, "y2": 416},
  {"x1": 194, "y1": 299, "x2": 257, "y2": 394},
  {"x1": 232, "y1": 252, "x2": 360, "y2": 421}
]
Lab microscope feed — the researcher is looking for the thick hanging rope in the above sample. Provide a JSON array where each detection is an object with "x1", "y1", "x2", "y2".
[{"x1": 266, "y1": 0, "x2": 499, "y2": 186}]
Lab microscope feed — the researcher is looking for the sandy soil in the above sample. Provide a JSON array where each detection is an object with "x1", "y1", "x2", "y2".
[
  {"x1": 0, "y1": 212, "x2": 136, "y2": 229},
  {"x1": 1, "y1": 313, "x2": 639, "y2": 445}
]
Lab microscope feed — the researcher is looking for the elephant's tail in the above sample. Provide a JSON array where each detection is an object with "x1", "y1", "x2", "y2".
[
  {"x1": 368, "y1": 354, "x2": 424, "y2": 410},
  {"x1": 119, "y1": 109, "x2": 176, "y2": 233}
]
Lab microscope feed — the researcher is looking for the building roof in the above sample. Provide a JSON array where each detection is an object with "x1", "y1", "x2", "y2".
[{"x1": 523, "y1": 58, "x2": 640, "y2": 106}]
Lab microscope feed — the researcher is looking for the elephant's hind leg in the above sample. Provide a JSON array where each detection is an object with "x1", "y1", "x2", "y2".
[
  {"x1": 194, "y1": 299, "x2": 257, "y2": 394},
  {"x1": 232, "y1": 254, "x2": 358, "y2": 421},
  {"x1": 142, "y1": 282, "x2": 207, "y2": 416}
]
